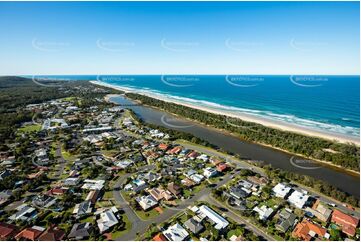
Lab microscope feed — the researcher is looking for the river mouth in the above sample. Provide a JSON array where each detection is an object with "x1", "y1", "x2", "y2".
[{"x1": 110, "y1": 95, "x2": 360, "y2": 198}]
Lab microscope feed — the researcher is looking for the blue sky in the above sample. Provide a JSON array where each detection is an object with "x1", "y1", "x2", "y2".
[{"x1": 0, "y1": 1, "x2": 359, "y2": 75}]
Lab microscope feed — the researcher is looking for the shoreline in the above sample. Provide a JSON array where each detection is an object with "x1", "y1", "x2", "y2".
[
  {"x1": 93, "y1": 80, "x2": 359, "y2": 145},
  {"x1": 101, "y1": 90, "x2": 360, "y2": 176}
]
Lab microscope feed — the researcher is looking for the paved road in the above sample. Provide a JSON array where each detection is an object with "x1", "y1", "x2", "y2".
[
  {"x1": 54, "y1": 145, "x2": 67, "y2": 178},
  {"x1": 177, "y1": 141, "x2": 265, "y2": 176},
  {"x1": 180, "y1": 141, "x2": 359, "y2": 217},
  {"x1": 111, "y1": 112, "x2": 358, "y2": 240},
  {"x1": 202, "y1": 195, "x2": 275, "y2": 241}
]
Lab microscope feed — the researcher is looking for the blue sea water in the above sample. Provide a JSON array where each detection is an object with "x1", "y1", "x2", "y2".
[{"x1": 28, "y1": 75, "x2": 360, "y2": 138}]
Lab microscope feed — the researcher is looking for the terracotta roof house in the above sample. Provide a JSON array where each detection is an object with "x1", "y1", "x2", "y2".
[
  {"x1": 37, "y1": 225, "x2": 65, "y2": 241},
  {"x1": 167, "y1": 182, "x2": 181, "y2": 197},
  {"x1": 292, "y1": 219, "x2": 329, "y2": 241},
  {"x1": 0, "y1": 222, "x2": 19, "y2": 240},
  {"x1": 187, "y1": 151, "x2": 199, "y2": 159},
  {"x1": 46, "y1": 187, "x2": 66, "y2": 196},
  {"x1": 153, "y1": 233, "x2": 168, "y2": 241},
  {"x1": 167, "y1": 146, "x2": 182, "y2": 155},
  {"x1": 216, "y1": 163, "x2": 229, "y2": 172},
  {"x1": 15, "y1": 226, "x2": 45, "y2": 241},
  {"x1": 158, "y1": 143, "x2": 169, "y2": 151},
  {"x1": 331, "y1": 209, "x2": 359, "y2": 237}
]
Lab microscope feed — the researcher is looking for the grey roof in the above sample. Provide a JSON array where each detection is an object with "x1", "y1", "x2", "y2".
[
  {"x1": 68, "y1": 223, "x2": 92, "y2": 239},
  {"x1": 276, "y1": 210, "x2": 296, "y2": 232},
  {"x1": 184, "y1": 218, "x2": 204, "y2": 234}
]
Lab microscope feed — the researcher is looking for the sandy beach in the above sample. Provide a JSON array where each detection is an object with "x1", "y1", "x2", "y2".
[{"x1": 92, "y1": 80, "x2": 360, "y2": 145}]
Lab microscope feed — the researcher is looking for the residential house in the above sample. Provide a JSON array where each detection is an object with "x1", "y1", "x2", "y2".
[
  {"x1": 199, "y1": 205, "x2": 229, "y2": 230},
  {"x1": 86, "y1": 190, "x2": 101, "y2": 204},
  {"x1": 287, "y1": 190, "x2": 310, "y2": 209},
  {"x1": 181, "y1": 178, "x2": 196, "y2": 188},
  {"x1": 167, "y1": 182, "x2": 181, "y2": 197},
  {"x1": 46, "y1": 187, "x2": 66, "y2": 196},
  {"x1": 229, "y1": 186, "x2": 251, "y2": 200},
  {"x1": 331, "y1": 209, "x2": 359, "y2": 237},
  {"x1": 272, "y1": 183, "x2": 292, "y2": 198},
  {"x1": 203, "y1": 167, "x2": 218, "y2": 178},
  {"x1": 163, "y1": 223, "x2": 189, "y2": 241},
  {"x1": 14, "y1": 226, "x2": 45, "y2": 241},
  {"x1": 37, "y1": 225, "x2": 65, "y2": 241},
  {"x1": 32, "y1": 195, "x2": 57, "y2": 208},
  {"x1": 63, "y1": 177, "x2": 81, "y2": 187},
  {"x1": 73, "y1": 200, "x2": 92, "y2": 217},
  {"x1": 187, "y1": 151, "x2": 199, "y2": 160},
  {"x1": 292, "y1": 219, "x2": 329, "y2": 240},
  {"x1": 158, "y1": 143, "x2": 169, "y2": 151},
  {"x1": 152, "y1": 233, "x2": 168, "y2": 241},
  {"x1": 167, "y1": 146, "x2": 182, "y2": 155},
  {"x1": 247, "y1": 176, "x2": 269, "y2": 186},
  {"x1": 305, "y1": 200, "x2": 332, "y2": 222},
  {"x1": 124, "y1": 179, "x2": 147, "y2": 193},
  {"x1": 97, "y1": 207, "x2": 119, "y2": 233},
  {"x1": 276, "y1": 209, "x2": 297, "y2": 233},
  {"x1": 0, "y1": 222, "x2": 19, "y2": 240},
  {"x1": 216, "y1": 163, "x2": 228, "y2": 173},
  {"x1": 253, "y1": 205, "x2": 275, "y2": 221},
  {"x1": 184, "y1": 218, "x2": 204, "y2": 234},
  {"x1": 136, "y1": 195, "x2": 158, "y2": 211},
  {"x1": 190, "y1": 174, "x2": 204, "y2": 184},
  {"x1": 82, "y1": 179, "x2": 105, "y2": 190},
  {"x1": 67, "y1": 223, "x2": 92, "y2": 240},
  {"x1": 9, "y1": 204, "x2": 37, "y2": 222},
  {"x1": 148, "y1": 188, "x2": 173, "y2": 201}
]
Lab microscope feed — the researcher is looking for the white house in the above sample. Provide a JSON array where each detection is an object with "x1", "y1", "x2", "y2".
[
  {"x1": 272, "y1": 183, "x2": 292, "y2": 198},
  {"x1": 253, "y1": 205, "x2": 274, "y2": 220},
  {"x1": 163, "y1": 223, "x2": 189, "y2": 241},
  {"x1": 288, "y1": 190, "x2": 310, "y2": 209},
  {"x1": 190, "y1": 174, "x2": 204, "y2": 184},
  {"x1": 199, "y1": 205, "x2": 229, "y2": 230},
  {"x1": 82, "y1": 179, "x2": 105, "y2": 190},
  {"x1": 203, "y1": 167, "x2": 218, "y2": 178},
  {"x1": 136, "y1": 195, "x2": 158, "y2": 211},
  {"x1": 97, "y1": 207, "x2": 119, "y2": 233}
]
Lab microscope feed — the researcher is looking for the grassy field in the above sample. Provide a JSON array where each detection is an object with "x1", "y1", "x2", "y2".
[
  {"x1": 18, "y1": 124, "x2": 42, "y2": 133},
  {"x1": 111, "y1": 214, "x2": 132, "y2": 240},
  {"x1": 61, "y1": 148, "x2": 77, "y2": 161}
]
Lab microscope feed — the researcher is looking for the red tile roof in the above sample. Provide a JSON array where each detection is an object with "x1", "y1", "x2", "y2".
[
  {"x1": 153, "y1": 233, "x2": 168, "y2": 241},
  {"x1": 37, "y1": 226, "x2": 65, "y2": 241},
  {"x1": 0, "y1": 222, "x2": 19, "y2": 239},
  {"x1": 292, "y1": 219, "x2": 327, "y2": 241},
  {"x1": 15, "y1": 227, "x2": 43, "y2": 241},
  {"x1": 216, "y1": 162, "x2": 228, "y2": 172},
  {"x1": 158, "y1": 143, "x2": 169, "y2": 151},
  {"x1": 331, "y1": 209, "x2": 359, "y2": 236}
]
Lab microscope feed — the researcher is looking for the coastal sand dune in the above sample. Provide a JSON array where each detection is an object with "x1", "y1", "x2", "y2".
[{"x1": 92, "y1": 80, "x2": 359, "y2": 145}]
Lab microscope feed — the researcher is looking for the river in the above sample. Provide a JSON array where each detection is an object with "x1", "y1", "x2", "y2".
[{"x1": 110, "y1": 95, "x2": 360, "y2": 197}]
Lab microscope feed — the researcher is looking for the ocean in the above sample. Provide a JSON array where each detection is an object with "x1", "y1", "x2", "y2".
[{"x1": 29, "y1": 75, "x2": 360, "y2": 138}]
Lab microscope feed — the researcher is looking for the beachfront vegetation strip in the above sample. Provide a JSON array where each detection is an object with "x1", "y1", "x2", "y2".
[{"x1": 125, "y1": 93, "x2": 360, "y2": 171}]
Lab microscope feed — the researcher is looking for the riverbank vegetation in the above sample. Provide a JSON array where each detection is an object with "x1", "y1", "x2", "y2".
[
  {"x1": 125, "y1": 93, "x2": 360, "y2": 171},
  {"x1": 263, "y1": 165, "x2": 359, "y2": 207}
]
